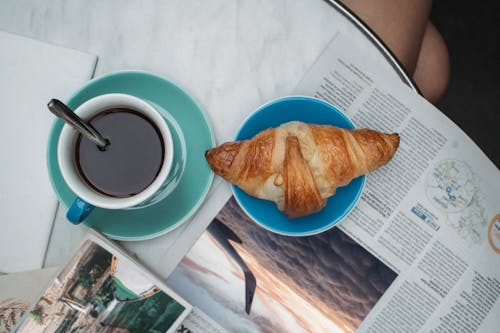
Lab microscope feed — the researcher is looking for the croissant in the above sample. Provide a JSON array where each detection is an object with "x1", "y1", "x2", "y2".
[{"x1": 205, "y1": 121, "x2": 399, "y2": 218}]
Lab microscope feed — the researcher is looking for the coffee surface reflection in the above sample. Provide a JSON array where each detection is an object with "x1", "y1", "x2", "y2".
[{"x1": 75, "y1": 108, "x2": 164, "y2": 197}]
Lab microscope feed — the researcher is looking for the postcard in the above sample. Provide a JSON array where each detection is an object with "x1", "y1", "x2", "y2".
[{"x1": 13, "y1": 231, "x2": 191, "y2": 333}]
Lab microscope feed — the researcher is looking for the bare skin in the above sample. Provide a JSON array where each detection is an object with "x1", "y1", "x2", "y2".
[{"x1": 340, "y1": 0, "x2": 450, "y2": 103}]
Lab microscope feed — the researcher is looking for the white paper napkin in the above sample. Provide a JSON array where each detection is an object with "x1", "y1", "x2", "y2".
[{"x1": 0, "y1": 31, "x2": 97, "y2": 273}]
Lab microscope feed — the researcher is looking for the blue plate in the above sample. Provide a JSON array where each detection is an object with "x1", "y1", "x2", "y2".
[{"x1": 232, "y1": 96, "x2": 365, "y2": 236}]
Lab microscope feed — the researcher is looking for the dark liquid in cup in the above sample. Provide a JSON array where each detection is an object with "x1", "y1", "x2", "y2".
[{"x1": 75, "y1": 108, "x2": 165, "y2": 198}]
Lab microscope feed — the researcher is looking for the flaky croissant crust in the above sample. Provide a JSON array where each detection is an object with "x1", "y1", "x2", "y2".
[{"x1": 206, "y1": 121, "x2": 399, "y2": 218}]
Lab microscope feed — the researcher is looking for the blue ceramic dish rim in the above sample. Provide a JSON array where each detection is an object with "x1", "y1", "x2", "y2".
[{"x1": 230, "y1": 95, "x2": 366, "y2": 237}]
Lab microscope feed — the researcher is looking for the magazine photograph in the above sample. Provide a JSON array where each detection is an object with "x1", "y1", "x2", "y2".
[
  {"x1": 168, "y1": 198, "x2": 398, "y2": 333},
  {"x1": 14, "y1": 237, "x2": 190, "y2": 333}
]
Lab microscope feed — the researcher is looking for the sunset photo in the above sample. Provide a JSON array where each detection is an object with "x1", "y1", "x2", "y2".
[{"x1": 168, "y1": 197, "x2": 398, "y2": 333}]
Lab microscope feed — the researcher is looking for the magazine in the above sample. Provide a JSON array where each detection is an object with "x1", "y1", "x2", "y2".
[
  {"x1": 167, "y1": 197, "x2": 397, "y2": 332},
  {"x1": 166, "y1": 33, "x2": 500, "y2": 332},
  {"x1": 0, "y1": 268, "x2": 58, "y2": 333},
  {"x1": 9, "y1": 230, "x2": 227, "y2": 333}
]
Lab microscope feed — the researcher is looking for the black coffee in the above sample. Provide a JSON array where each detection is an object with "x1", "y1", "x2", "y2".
[{"x1": 75, "y1": 108, "x2": 164, "y2": 197}]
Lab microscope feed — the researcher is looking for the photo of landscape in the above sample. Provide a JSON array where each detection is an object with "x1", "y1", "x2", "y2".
[
  {"x1": 15, "y1": 240, "x2": 187, "y2": 333},
  {"x1": 168, "y1": 197, "x2": 398, "y2": 333}
]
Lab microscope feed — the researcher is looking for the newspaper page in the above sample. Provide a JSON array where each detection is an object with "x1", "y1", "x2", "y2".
[
  {"x1": 165, "y1": 33, "x2": 499, "y2": 333},
  {"x1": 294, "y1": 32, "x2": 500, "y2": 333}
]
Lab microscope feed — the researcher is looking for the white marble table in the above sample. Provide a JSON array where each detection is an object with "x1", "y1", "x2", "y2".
[{"x1": 0, "y1": 0, "x2": 411, "y2": 278}]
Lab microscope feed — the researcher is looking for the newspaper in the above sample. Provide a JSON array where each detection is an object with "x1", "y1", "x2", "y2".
[
  {"x1": 6, "y1": 32, "x2": 497, "y2": 333},
  {"x1": 294, "y1": 33, "x2": 500, "y2": 332},
  {"x1": 165, "y1": 33, "x2": 500, "y2": 332}
]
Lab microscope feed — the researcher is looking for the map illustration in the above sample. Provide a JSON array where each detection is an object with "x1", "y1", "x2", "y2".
[
  {"x1": 426, "y1": 160, "x2": 487, "y2": 244},
  {"x1": 488, "y1": 215, "x2": 500, "y2": 254}
]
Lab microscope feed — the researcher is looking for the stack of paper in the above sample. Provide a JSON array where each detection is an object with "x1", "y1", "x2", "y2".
[{"x1": 0, "y1": 31, "x2": 97, "y2": 273}]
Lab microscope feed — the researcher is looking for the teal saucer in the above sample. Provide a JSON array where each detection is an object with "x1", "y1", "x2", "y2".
[{"x1": 47, "y1": 71, "x2": 215, "y2": 241}]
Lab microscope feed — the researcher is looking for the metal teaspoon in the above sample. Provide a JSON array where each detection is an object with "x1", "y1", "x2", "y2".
[{"x1": 47, "y1": 99, "x2": 109, "y2": 150}]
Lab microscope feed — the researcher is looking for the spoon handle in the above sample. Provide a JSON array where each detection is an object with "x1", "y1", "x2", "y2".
[{"x1": 48, "y1": 99, "x2": 109, "y2": 149}]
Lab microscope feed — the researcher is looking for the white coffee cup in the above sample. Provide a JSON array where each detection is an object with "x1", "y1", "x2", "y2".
[{"x1": 58, "y1": 93, "x2": 174, "y2": 223}]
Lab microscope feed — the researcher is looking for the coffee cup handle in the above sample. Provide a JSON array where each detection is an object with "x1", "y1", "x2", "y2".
[{"x1": 67, "y1": 197, "x2": 95, "y2": 224}]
